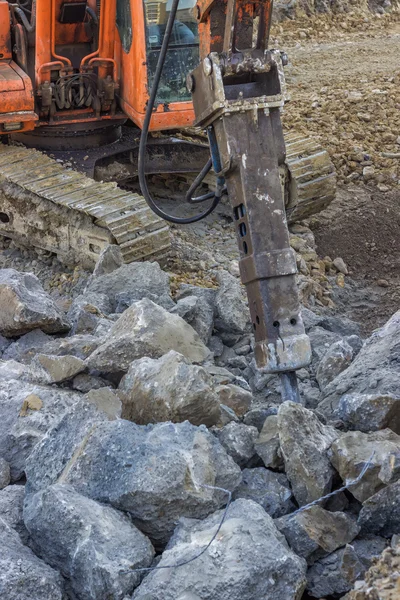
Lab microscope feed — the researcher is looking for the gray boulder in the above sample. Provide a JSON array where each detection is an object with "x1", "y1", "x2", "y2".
[
  {"x1": 337, "y1": 393, "x2": 400, "y2": 434},
  {"x1": 171, "y1": 294, "x2": 214, "y2": 344},
  {"x1": 35, "y1": 334, "x2": 101, "y2": 361},
  {"x1": 233, "y1": 467, "x2": 295, "y2": 517},
  {"x1": 329, "y1": 429, "x2": 400, "y2": 502},
  {"x1": 85, "y1": 261, "x2": 171, "y2": 311},
  {"x1": 306, "y1": 537, "x2": 388, "y2": 598},
  {"x1": 214, "y1": 270, "x2": 248, "y2": 334},
  {"x1": 86, "y1": 299, "x2": 211, "y2": 375},
  {"x1": 132, "y1": 499, "x2": 307, "y2": 600},
  {"x1": 3, "y1": 329, "x2": 52, "y2": 363},
  {"x1": 24, "y1": 400, "x2": 109, "y2": 496},
  {"x1": 92, "y1": 244, "x2": 124, "y2": 277},
  {"x1": 0, "y1": 269, "x2": 69, "y2": 337},
  {"x1": 0, "y1": 485, "x2": 28, "y2": 542},
  {"x1": 24, "y1": 484, "x2": 155, "y2": 600},
  {"x1": 0, "y1": 380, "x2": 84, "y2": 481},
  {"x1": 25, "y1": 417, "x2": 241, "y2": 547},
  {"x1": 358, "y1": 480, "x2": 400, "y2": 537},
  {"x1": 0, "y1": 359, "x2": 33, "y2": 381},
  {"x1": 308, "y1": 326, "x2": 343, "y2": 365},
  {"x1": 216, "y1": 421, "x2": 258, "y2": 467},
  {"x1": 276, "y1": 506, "x2": 360, "y2": 565},
  {"x1": 254, "y1": 414, "x2": 284, "y2": 470},
  {"x1": 278, "y1": 402, "x2": 339, "y2": 506},
  {"x1": 0, "y1": 518, "x2": 65, "y2": 600},
  {"x1": 320, "y1": 310, "x2": 400, "y2": 419},
  {"x1": 67, "y1": 292, "x2": 112, "y2": 335},
  {"x1": 316, "y1": 339, "x2": 354, "y2": 391},
  {"x1": 118, "y1": 350, "x2": 220, "y2": 427},
  {"x1": 0, "y1": 458, "x2": 10, "y2": 490}
]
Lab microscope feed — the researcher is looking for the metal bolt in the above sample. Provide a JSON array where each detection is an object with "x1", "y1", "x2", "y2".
[
  {"x1": 186, "y1": 74, "x2": 195, "y2": 93},
  {"x1": 203, "y1": 57, "x2": 213, "y2": 76}
]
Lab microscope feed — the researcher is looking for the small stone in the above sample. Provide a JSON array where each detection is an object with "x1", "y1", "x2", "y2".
[
  {"x1": 216, "y1": 422, "x2": 259, "y2": 468},
  {"x1": 333, "y1": 257, "x2": 349, "y2": 275},
  {"x1": 31, "y1": 354, "x2": 85, "y2": 383},
  {"x1": 0, "y1": 269, "x2": 69, "y2": 337},
  {"x1": 214, "y1": 270, "x2": 248, "y2": 334},
  {"x1": 92, "y1": 244, "x2": 124, "y2": 277},
  {"x1": 215, "y1": 384, "x2": 253, "y2": 417},
  {"x1": 118, "y1": 350, "x2": 220, "y2": 427},
  {"x1": 234, "y1": 468, "x2": 295, "y2": 518},
  {"x1": 363, "y1": 166, "x2": 375, "y2": 181},
  {"x1": 276, "y1": 506, "x2": 360, "y2": 565},
  {"x1": 316, "y1": 339, "x2": 354, "y2": 391},
  {"x1": 377, "y1": 278, "x2": 389, "y2": 288},
  {"x1": 254, "y1": 414, "x2": 284, "y2": 470}
]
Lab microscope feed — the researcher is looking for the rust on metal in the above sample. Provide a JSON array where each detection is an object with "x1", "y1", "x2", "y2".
[{"x1": 190, "y1": 0, "x2": 311, "y2": 375}]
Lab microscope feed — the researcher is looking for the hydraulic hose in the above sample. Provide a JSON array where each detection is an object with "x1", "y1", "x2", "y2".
[{"x1": 138, "y1": 0, "x2": 222, "y2": 224}]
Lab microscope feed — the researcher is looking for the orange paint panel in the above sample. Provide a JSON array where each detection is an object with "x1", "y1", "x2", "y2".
[
  {"x1": 117, "y1": 0, "x2": 196, "y2": 131},
  {"x1": 0, "y1": 61, "x2": 35, "y2": 112},
  {"x1": 0, "y1": 1, "x2": 12, "y2": 59}
]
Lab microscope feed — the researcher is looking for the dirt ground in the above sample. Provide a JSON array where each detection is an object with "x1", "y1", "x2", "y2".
[{"x1": 271, "y1": 12, "x2": 400, "y2": 333}]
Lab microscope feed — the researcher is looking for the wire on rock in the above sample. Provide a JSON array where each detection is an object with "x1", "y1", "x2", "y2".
[
  {"x1": 291, "y1": 450, "x2": 376, "y2": 515},
  {"x1": 131, "y1": 483, "x2": 232, "y2": 572}
]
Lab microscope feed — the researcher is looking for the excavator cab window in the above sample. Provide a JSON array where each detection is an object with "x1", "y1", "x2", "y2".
[
  {"x1": 144, "y1": 0, "x2": 199, "y2": 103},
  {"x1": 116, "y1": 0, "x2": 133, "y2": 53}
]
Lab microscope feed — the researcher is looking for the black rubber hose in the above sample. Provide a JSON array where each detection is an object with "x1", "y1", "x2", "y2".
[
  {"x1": 12, "y1": 5, "x2": 35, "y2": 32},
  {"x1": 138, "y1": 0, "x2": 221, "y2": 224}
]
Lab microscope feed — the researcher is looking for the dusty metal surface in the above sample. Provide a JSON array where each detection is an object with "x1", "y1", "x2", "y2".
[
  {"x1": 0, "y1": 144, "x2": 170, "y2": 268},
  {"x1": 190, "y1": 0, "x2": 312, "y2": 377}
]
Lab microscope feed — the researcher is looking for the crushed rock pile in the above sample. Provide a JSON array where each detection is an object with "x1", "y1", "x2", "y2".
[
  {"x1": 0, "y1": 246, "x2": 399, "y2": 599},
  {"x1": 270, "y1": 9, "x2": 400, "y2": 189}
]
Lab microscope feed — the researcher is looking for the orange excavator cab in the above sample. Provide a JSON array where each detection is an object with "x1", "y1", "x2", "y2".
[{"x1": 0, "y1": 0, "x2": 198, "y2": 140}]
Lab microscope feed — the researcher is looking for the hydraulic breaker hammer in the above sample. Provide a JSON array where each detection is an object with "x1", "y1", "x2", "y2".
[{"x1": 189, "y1": 0, "x2": 312, "y2": 402}]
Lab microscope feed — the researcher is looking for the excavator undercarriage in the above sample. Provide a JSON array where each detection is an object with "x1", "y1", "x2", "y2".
[{"x1": 0, "y1": 129, "x2": 335, "y2": 267}]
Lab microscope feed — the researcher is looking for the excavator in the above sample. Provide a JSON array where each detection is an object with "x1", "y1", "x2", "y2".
[{"x1": 0, "y1": 0, "x2": 336, "y2": 400}]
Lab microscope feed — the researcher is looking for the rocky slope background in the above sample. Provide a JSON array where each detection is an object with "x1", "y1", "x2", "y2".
[{"x1": 1, "y1": 3, "x2": 400, "y2": 600}]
